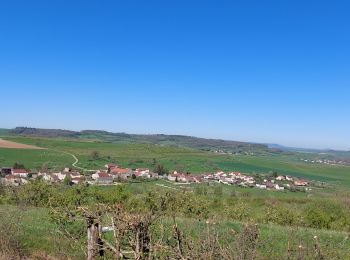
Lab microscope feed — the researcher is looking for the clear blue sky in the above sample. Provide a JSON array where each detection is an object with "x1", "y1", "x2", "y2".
[{"x1": 0, "y1": 1, "x2": 349, "y2": 150}]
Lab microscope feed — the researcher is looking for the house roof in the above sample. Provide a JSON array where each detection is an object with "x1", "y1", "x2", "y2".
[
  {"x1": 6, "y1": 175, "x2": 15, "y2": 179},
  {"x1": 136, "y1": 168, "x2": 149, "y2": 171},
  {"x1": 12, "y1": 169, "x2": 28, "y2": 174},
  {"x1": 98, "y1": 172, "x2": 112, "y2": 178},
  {"x1": 111, "y1": 168, "x2": 131, "y2": 174}
]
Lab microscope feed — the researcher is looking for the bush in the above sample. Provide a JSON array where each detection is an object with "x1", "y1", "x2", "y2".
[
  {"x1": 263, "y1": 202, "x2": 300, "y2": 226},
  {"x1": 304, "y1": 201, "x2": 350, "y2": 230}
]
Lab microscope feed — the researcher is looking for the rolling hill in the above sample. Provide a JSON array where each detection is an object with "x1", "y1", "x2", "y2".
[{"x1": 7, "y1": 127, "x2": 273, "y2": 154}]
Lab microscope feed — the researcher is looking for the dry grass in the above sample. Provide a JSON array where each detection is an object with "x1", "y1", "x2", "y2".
[{"x1": 0, "y1": 139, "x2": 44, "y2": 149}]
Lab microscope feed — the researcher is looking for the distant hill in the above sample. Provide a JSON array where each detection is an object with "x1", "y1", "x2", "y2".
[
  {"x1": 267, "y1": 143, "x2": 350, "y2": 162},
  {"x1": 0, "y1": 128, "x2": 10, "y2": 136},
  {"x1": 6, "y1": 127, "x2": 273, "y2": 154},
  {"x1": 10, "y1": 127, "x2": 79, "y2": 138}
]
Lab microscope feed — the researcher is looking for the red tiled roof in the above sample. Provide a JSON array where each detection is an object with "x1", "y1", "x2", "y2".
[
  {"x1": 136, "y1": 168, "x2": 149, "y2": 171},
  {"x1": 98, "y1": 172, "x2": 112, "y2": 178},
  {"x1": 12, "y1": 169, "x2": 28, "y2": 174},
  {"x1": 6, "y1": 175, "x2": 19, "y2": 179},
  {"x1": 111, "y1": 168, "x2": 130, "y2": 174}
]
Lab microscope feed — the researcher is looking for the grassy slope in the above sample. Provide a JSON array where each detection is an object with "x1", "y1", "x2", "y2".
[
  {"x1": 0, "y1": 205, "x2": 85, "y2": 259},
  {"x1": 1, "y1": 136, "x2": 349, "y2": 188},
  {"x1": 0, "y1": 148, "x2": 74, "y2": 170},
  {"x1": 1, "y1": 204, "x2": 349, "y2": 259}
]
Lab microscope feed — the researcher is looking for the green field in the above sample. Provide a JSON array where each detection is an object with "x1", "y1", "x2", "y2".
[
  {"x1": 0, "y1": 148, "x2": 73, "y2": 170},
  {"x1": 1, "y1": 136, "x2": 349, "y2": 189}
]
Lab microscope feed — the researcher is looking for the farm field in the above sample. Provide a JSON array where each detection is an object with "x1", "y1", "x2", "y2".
[
  {"x1": 0, "y1": 138, "x2": 44, "y2": 149},
  {"x1": 0, "y1": 136, "x2": 350, "y2": 189},
  {"x1": 0, "y1": 148, "x2": 73, "y2": 170}
]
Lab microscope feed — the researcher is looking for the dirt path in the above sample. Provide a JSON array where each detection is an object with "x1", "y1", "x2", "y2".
[{"x1": 57, "y1": 150, "x2": 95, "y2": 172}]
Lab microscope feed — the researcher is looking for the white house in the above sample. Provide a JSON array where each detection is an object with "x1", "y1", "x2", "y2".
[
  {"x1": 274, "y1": 184, "x2": 285, "y2": 190},
  {"x1": 12, "y1": 169, "x2": 29, "y2": 178}
]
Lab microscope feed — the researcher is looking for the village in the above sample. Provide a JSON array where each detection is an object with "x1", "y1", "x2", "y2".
[{"x1": 0, "y1": 162, "x2": 312, "y2": 192}]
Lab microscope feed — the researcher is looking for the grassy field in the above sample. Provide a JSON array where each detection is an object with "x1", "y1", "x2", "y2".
[
  {"x1": 0, "y1": 205, "x2": 84, "y2": 259},
  {"x1": 0, "y1": 136, "x2": 349, "y2": 188},
  {"x1": 0, "y1": 148, "x2": 73, "y2": 170}
]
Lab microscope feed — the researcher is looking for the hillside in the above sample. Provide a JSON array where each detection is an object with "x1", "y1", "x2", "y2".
[{"x1": 7, "y1": 127, "x2": 272, "y2": 154}]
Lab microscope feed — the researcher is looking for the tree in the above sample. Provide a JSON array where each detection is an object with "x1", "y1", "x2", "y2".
[
  {"x1": 13, "y1": 162, "x2": 25, "y2": 169},
  {"x1": 41, "y1": 162, "x2": 49, "y2": 172},
  {"x1": 63, "y1": 174, "x2": 72, "y2": 186},
  {"x1": 153, "y1": 164, "x2": 168, "y2": 176},
  {"x1": 91, "y1": 151, "x2": 100, "y2": 160}
]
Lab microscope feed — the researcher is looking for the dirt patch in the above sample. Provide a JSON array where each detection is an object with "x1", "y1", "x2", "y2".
[{"x1": 0, "y1": 139, "x2": 45, "y2": 149}]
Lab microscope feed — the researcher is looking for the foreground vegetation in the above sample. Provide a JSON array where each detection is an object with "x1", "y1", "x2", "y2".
[{"x1": 1, "y1": 180, "x2": 350, "y2": 259}]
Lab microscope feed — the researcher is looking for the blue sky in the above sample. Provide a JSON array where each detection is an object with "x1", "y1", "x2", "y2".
[{"x1": 0, "y1": 1, "x2": 349, "y2": 150}]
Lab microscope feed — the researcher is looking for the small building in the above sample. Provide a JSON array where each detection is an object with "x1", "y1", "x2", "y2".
[
  {"x1": 274, "y1": 184, "x2": 285, "y2": 190},
  {"x1": 4, "y1": 175, "x2": 21, "y2": 186},
  {"x1": 71, "y1": 176, "x2": 85, "y2": 185},
  {"x1": 294, "y1": 179, "x2": 309, "y2": 186},
  {"x1": 105, "y1": 163, "x2": 118, "y2": 172},
  {"x1": 134, "y1": 168, "x2": 151, "y2": 178},
  {"x1": 1, "y1": 167, "x2": 12, "y2": 175},
  {"x1": 110, "y1": 167, "x2": 132, "y2": 179},
  {"x1": 276, "y1": 176, "x2": 285, "y2": 181},
  {"x1": 12, "y1": 169, "x2": 29, "y2": 178},
  {"x1": 96, "y1": 172, "x2": 113, "y2": 184}
]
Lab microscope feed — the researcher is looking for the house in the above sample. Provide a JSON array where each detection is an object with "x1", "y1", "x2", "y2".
[
  {"x1": 50, "y1": 175, "x2": 60, "y2": 183},
  {"x1": 54, "y1": 172, "x2": 67, "y2": 181},
  {"x1": 168, "y1": 173, "x2": 178, "y2": 181},
  {"x1": 105, "y1": 163, "x2": 118, "y2": 172},
  {"x1": 12, "y1": 169, "x2": 29, "y2": 178},
  {"x1": 256, "y1": 184, "x2": 267, "y2": 189},
  {"x1": 286, "y1": 176, "x2": 294, "y2": 181},
  {"x1": 274, "y1": 184, "x2": 285, "y2": 190},
  {"x1": 20, "y1": 178, "x2": 29, "y2": 185},
  {"x1": 71, "y1": 176, "x2": 85, "y2": 185},
  {"x1": 4, "y1": 175, "x2": 21, "y2": 186},
  {"x1": 92, "y1": 171, "x2": 102, "y2": 180},
  {"x1": 294, "y1": 179, "x2": 309, "y2": 186},
  {"x1": 96, "y1": 172, "x2": 113, "y2": 184},
  {"x1": 69, "y1": 171, "x2": 81, "y2": 178},
  {"x1": 276, "y1": 175, "x2": 285, "y2": 181},
  {"x1": 1, "y1": 167, "x2": 12, "y2": 175},
  {"x1": 110, "y1": 167, "x2": 132, "y2": 179},
  {"x1": 134, "y1": 168, "x2": 151, "y2": 178},
  {"x1": 40, "y1": 173, "x2": 55, "y2": 183},
  {"x1": 266, "y1": 182, "x2": 274, "y2": 189}
]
